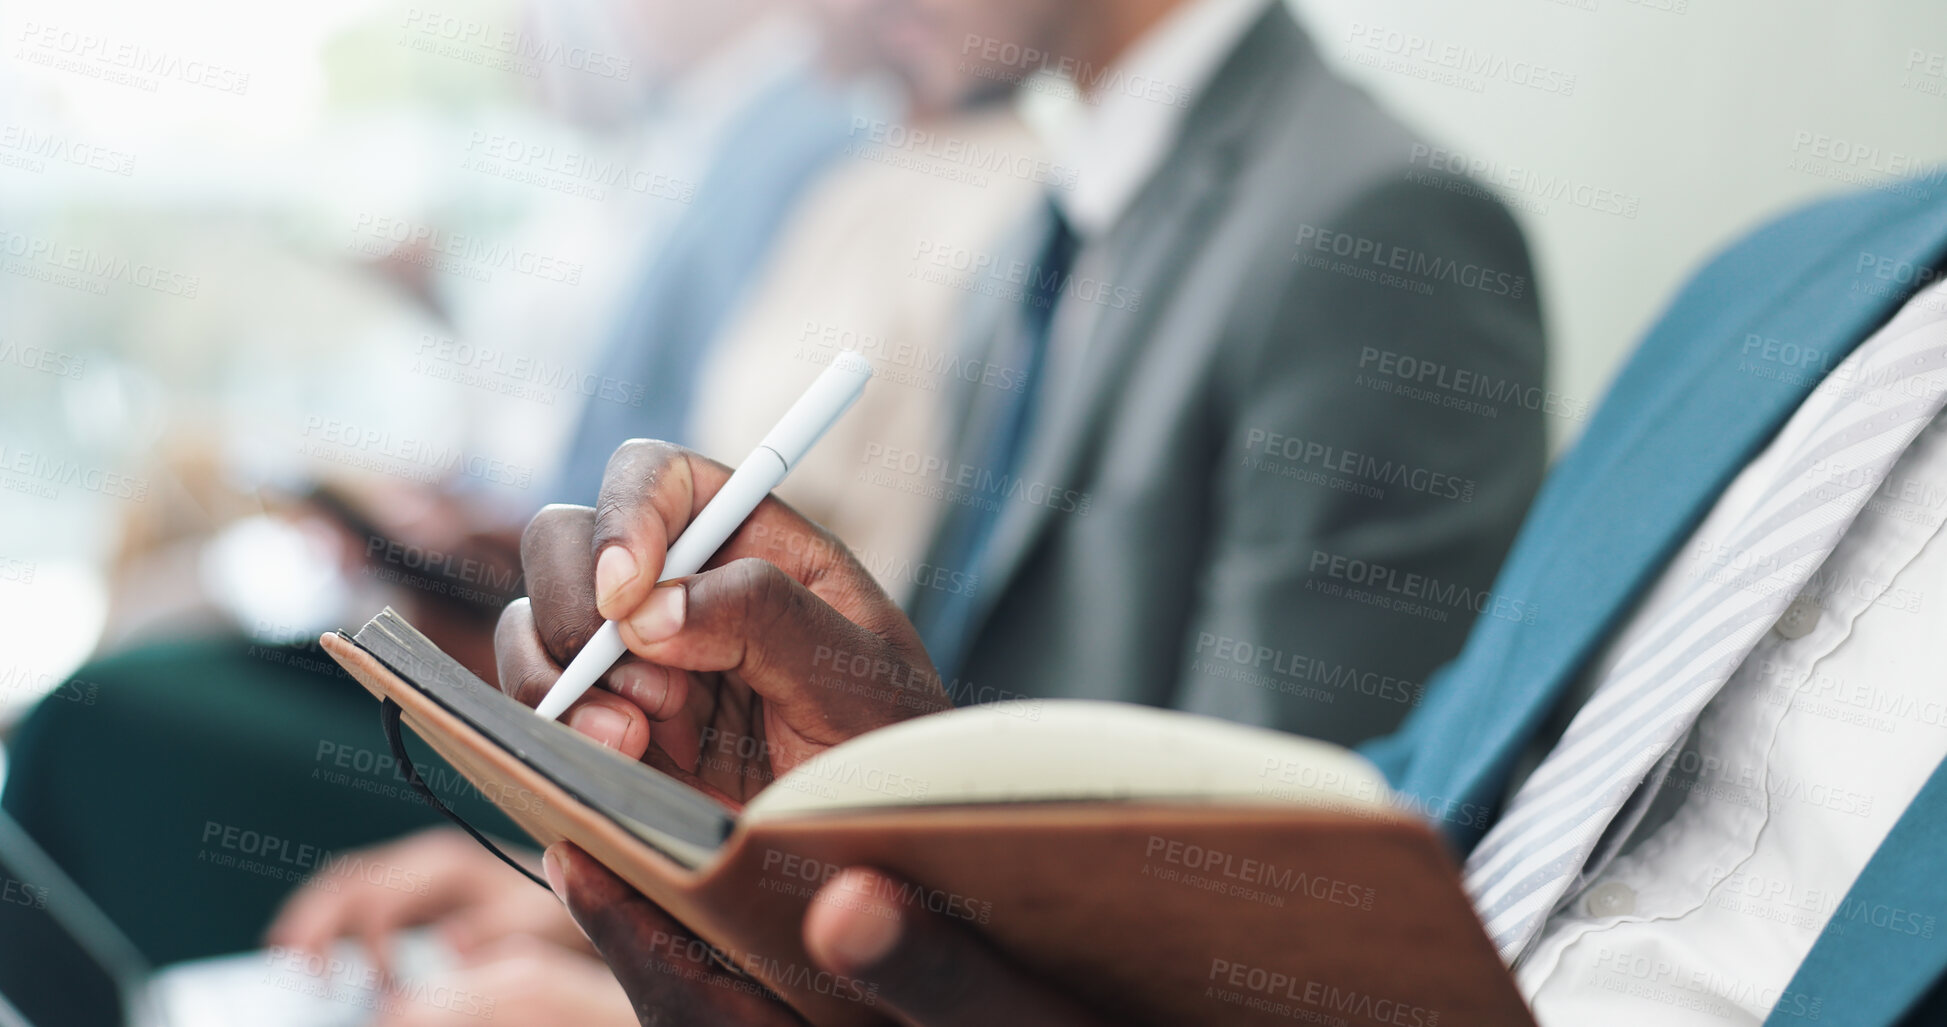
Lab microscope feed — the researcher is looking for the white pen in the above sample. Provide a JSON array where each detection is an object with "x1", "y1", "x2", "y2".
[{"x1": 534, "y1": 351, "x2": 874, "y2": 720}]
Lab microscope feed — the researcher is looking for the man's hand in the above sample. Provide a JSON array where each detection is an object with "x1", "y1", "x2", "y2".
[
  {"x1": 495, "y1": 440, "x2": 949, "y2": 802},
  {"x1": 265, "y1": 827, "x2": 586, "y2": 974},
  {"x1": 542, "y1": 843, "x2": 1108, "y2": 1027}
]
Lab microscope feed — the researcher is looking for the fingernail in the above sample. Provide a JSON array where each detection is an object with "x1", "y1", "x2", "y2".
[
  {"x1": 568, "y1": 704, "x2": 630, "y2": 749},
  {"x1": 542, "y1": 845, "x2": 568, "y2": 903},
  {"x1": 594, "y1": 546, "x2": 636, "y2": 610},
  {"x1": 629, "y1": 585, "x2": 686, "y2": 644},
  {"x1": 610, "y1": 662, "x2": 670, "y2": 717}
]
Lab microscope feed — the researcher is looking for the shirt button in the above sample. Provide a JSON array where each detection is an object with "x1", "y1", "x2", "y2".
[
  {"x1": 1773, "y1": 593, "x2": 1821, "y2": 639},
  {"x1": 1582, "y1": 881, "x2": 1636, "y2": 918}
]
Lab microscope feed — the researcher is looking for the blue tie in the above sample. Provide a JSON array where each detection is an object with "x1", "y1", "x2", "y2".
[{"x1": 911, "y1": 198, "x2": 1079, "y2": 683}]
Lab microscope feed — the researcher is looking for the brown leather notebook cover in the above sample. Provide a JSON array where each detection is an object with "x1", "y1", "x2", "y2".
[{"x1": 321, "y1": 610, "x2": 1536, "y2": 1027}]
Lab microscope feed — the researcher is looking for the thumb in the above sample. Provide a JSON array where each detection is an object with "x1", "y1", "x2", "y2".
[{"x1": 803, "y1": 868, "x2": 1109, "y2": 1027}]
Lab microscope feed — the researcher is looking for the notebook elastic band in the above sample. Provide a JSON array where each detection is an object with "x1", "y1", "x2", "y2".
[{"x1": 379, "y1": 698, "x2": 551, "y2": 892}]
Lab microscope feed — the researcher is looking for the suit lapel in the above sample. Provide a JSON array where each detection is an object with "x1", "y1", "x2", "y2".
[
  {"x1": 966, "y1": 150, "x2": 1235, "y2": 628},
  {"x1": 956, "y1": 6, "x2": 1311, "y2": 638},
  {"x1": 1401, "y1": 190, "x2": 1947, "y2": 845}
]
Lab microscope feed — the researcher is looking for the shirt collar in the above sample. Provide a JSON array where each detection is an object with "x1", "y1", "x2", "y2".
[{"x1": 1024, "y1": 0, "x2": 1271, "y2": 239}]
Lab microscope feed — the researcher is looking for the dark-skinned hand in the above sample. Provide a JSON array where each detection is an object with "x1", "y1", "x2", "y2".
[
  {"x1": 543, "y1": 842, "x2": 1110, "y2": 1027},
  {"x1": 496, "y1": 440, "x2": 1107, "y2": 1026},
  {"x1": 494, "y1": 439, "x2": 949, "y2": 802}
]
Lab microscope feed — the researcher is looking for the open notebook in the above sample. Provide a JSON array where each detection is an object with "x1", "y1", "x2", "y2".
[{"x1": 326, "y1": 608, "x2": 1533, "y2": 1027}]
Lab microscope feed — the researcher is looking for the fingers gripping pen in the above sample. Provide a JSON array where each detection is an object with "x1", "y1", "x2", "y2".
[{"x1": 534, "y1": 352, "x2": 873, "y2": 720}]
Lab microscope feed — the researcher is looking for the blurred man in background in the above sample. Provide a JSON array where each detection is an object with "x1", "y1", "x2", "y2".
[
  {"x1": 0, "y1": 0, "x2": 875, "y2": 1020},
  {"x1": 2, "y1": 0, "x2": 1047, "y2": 1021},
  {"x1": 820, "y1": 0, "x2": 1546, "y2": 743},
  {"x1": 541, "y1": 0, "x2": 871, "y2": 504}
]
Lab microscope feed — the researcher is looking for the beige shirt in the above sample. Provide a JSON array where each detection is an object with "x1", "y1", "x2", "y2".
[{"x1": 691, "y1": 106, "x2": 1046, "y2": 605}]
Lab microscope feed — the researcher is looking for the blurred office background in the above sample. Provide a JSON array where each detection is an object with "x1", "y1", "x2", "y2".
[{"x1": 2, "y1": 0, "x2": 1946, "y2": 739}]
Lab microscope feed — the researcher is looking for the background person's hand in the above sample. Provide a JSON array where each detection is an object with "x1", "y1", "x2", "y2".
[
  {"x1": 265, "y1": 827, "x2": 587, "y2": 975},
  {"x1": 372, "y1": 935, "x2": 639, "y2": 1027},
  {"x1": 542, "y1": 842, "x2": 1109, "y2": 1027},
  {"x1": 495, "y1": 440, "x2": 950, "y2": 804}
]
